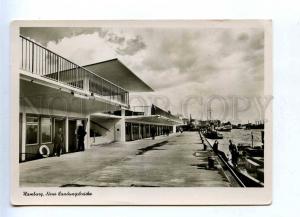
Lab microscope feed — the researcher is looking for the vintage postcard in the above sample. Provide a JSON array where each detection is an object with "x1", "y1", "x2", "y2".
[{"x1": 10, "y1": 20, "x2": 272, "y2": 205}]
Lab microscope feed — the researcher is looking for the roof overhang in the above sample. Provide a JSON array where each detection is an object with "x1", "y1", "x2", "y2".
[
  {"x1": 83, "y1": 59, "x2": 153, "y2": 92},
  {"x1": 125, "y1": 115, "x2": 183, "y2": 125},
  {"x1": 90, "y1": 113, "x2": 122, "y2": 120},
  {"x1": 20, "y1": 70, "x2": 129, "y2": 108}
]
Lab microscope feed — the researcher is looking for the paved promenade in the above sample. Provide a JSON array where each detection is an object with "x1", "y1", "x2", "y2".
[{"x1": 20, "y1": 132, "x2": 234, "y2": 187}]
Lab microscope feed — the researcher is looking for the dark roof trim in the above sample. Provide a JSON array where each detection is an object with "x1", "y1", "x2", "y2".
[{"x1": 82, "y1": 58, "x2": 154, "y2": 92}]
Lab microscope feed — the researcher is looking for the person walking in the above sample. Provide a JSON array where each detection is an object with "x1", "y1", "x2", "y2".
[
  {"x1": 77, "y1": 122, "x2": 87, "y2": 151},
  {"x1": 150, "y1": 126, "x2": 156, "y2": 140},
  {"x1": 53, "y1": 128, "x2": 63, "y2": 157}
]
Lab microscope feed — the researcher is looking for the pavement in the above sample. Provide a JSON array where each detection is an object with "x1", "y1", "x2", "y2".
[{"x1": 20, "y1": 132, "x2": 234, "y2": 187}]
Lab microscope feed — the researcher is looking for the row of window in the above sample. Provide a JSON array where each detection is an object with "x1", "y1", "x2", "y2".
[
  {"x1": 125, "y1": 122, "x2": 173, "y2": 141},
  {"x1": 26, "y1": 116, "x2": 52, "y2": 145}
]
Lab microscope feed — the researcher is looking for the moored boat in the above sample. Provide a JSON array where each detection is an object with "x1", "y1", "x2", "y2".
[
  {"x1": 204, "y1": 130, "x2": 223, "y2": 139},
  {"x1": 220, "y1": 144, "x2": 264, "y2": 187},
  {"x1": 216, "y1": 125, "x2": 232, "y2": 132}
]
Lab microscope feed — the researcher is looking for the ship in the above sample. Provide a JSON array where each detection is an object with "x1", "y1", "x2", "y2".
[
  {"x1": 216, "y1": 124, "x2": 232, "y2": 132},
  {"x1": 244, "y1": 121, "x2": 264, "y2": 130},
  {"x1": 204, "y1": 129, "x2": 223, "y2": 139},
  {"x1": 227, "y1": 144, "x2": 264, "y2": 187}
]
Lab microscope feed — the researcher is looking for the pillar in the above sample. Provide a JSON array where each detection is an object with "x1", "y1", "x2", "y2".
[
  {"x1": 115, "y1": 108, "x2": 126, "y2": 142},
  {"x1": 130, "y1": 123, "x2": 133, "y2": 141},
  {"x1": 173, "y1": 125, "x2": 176, "y2": 133},
  {"x1": 65, "y1": 116, "x2": 69, "y2": 153},
  {"x1": 21, "y1": 112, "x2": 26, "y2": 161},
  {"x1": 138, "y1": 123, "x2": 141, "y2": 139},
  {"x1": 83, "y1": 73, "x2": 90, "y2": 92},
  {"x1": 115, "y1": 118, "x2": 125, "y2": 142}
]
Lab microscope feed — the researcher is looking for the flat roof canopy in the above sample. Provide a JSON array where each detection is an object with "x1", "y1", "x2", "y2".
[
  {"x1": 83, "y1": 59, "x2": 153, "y2": 92},
  {"x1": 90, "y1": 113, "x2": 122, "y2": 120},
  {"x1": 125, "y1": 115, "x2": 183, "y2": 125}
]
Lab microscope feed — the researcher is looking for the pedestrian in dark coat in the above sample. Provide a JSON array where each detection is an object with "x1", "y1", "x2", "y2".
[
  {"x1": 150, "y1": 126, "x2": 156, "y2": 140},
  {"x1": 213, "y1": 140, "x2": 219, "y2": 152},
  {"x1": 53, "y1": 128, "x2": 63, "y2": 157},
  {"x1": 77, "y1": 124, "x2": 86, "y2": 151},
  {"x1": 229, "y1": 140, "x2": 238, "y2": 166}
]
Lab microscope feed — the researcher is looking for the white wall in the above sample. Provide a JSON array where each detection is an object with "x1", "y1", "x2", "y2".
[{"x1": 90, "y1": 118, "x2": 119, "y2": 145}]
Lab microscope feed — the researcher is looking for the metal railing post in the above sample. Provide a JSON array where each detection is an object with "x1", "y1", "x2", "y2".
[
  {"x1": 31, "y1": 42, "x2": 34, "y2": 73},
  {"x1": 57, "y1": 56, "x2": 60, "y2": 81}
]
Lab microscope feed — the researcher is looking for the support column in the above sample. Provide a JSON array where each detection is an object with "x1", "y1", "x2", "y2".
[
  {"x1": 83, "y1": 73, "x2": 90, "y2": 92},
  {"x1": 130, "y1": 123, "x2": 133, "y2": 141},
  {"x1": 65, "y1": 116, "x2": 69, "y2": 153},
  {"x1": 138, "y1": 123, "x2": 141, "y2": 139},
  {"x1": 115, "y1": 108, "x2": 126, "y2": 142},
  {"x1": 115, "y1": 117, "x2": 125, "y2": 142},
  {"x1": 21, "y1": 112, "x2": 26, "y2": 161},
  {"x1": 173, "y1": 125, "x2": 176, "y2": 133}
]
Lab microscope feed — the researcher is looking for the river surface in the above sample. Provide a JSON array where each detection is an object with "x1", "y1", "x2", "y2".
[{"x1": 208, "y1": 129, "x2": 264, "y2": 156}]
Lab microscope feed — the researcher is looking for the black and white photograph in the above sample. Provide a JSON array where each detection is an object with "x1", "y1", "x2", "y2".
[{"x1": 10, "y1": 20, "x2": 272, "y2": 205}]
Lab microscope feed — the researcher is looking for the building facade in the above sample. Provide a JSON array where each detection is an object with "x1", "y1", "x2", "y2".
[{"x1": 19, "y1": 35, "x2": 182, "y2": 162}]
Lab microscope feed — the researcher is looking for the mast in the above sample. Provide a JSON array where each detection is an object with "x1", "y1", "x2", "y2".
[{"x1": 207, "y1": 107, "x2": 212, "y2": 121}]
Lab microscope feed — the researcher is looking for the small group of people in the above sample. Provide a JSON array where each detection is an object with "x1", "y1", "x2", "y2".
[
  {"x1": 150, "y1": 126, "x2": 172, "y2": 140},
  {"x1": 212, "y1": 139, "x2": 239, "y2": 166},
  {"x1": 52, "y1": 121, "x2": 87, "y2": 157},
  {"x1": 162, "y1": 128, "x2": 170, "y2": 136}
]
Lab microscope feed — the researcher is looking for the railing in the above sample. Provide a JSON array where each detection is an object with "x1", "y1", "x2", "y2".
[
  {"x1": 20, "y1": 35, "x2": 129, "y2": 105},
  {"x1": 132, "y1": 106, "x2": 152, "y2": 116},
  {"x1": 151, "y1": 105, "x2": 181, "y2": 122},
  {"x1": 132, "y1": 105, "x2": 182, "y2": 123}
]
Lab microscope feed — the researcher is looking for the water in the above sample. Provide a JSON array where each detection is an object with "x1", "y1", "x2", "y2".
[{"x1": 209, "y1": 129, "x2": 264, "y2": 156}]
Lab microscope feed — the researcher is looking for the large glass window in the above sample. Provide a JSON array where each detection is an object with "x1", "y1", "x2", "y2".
[
  {"x1": 26, "y1": 116, "x2": 39, "y2": 145},
  {"x1": 41, "y1": 117, "x2": 52, "y2": 143}
]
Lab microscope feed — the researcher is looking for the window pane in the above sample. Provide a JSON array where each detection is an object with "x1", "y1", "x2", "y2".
[
  {"x1": 41, "y1": 118, "x2": 52, "y2": 143},
  {"x1": 26, "y1": 116, "x2": 39, "y2": 123},
  {"x1": 26, "y1": 124, "x2": 38, "y2": 144}
]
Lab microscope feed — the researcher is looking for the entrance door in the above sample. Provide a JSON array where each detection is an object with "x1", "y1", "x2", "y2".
[
  {"x1": 132, "y1": 124, "x2": 139, "y2": 140},
  {"x1": 125, "y1": 122, "x2": 132, "y2": 141},
  {"x1": 68, "y1": 120, "x2": 77, "y2": 152},
  {"x1": 54, "y1": 118, "x2": 65, "y2": 153}
]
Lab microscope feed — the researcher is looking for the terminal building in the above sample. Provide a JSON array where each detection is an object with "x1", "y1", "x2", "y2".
[{"x1": 19, "y1": 35, "x2": 183, "y2": 162}]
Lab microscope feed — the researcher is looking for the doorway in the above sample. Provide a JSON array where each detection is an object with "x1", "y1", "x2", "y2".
[
  {"x1": 125, "y1": 122, "x2": 132, "y2": 141},
  {"x1": 68, "y1": 120, "x2": 77, "y2": 152}
]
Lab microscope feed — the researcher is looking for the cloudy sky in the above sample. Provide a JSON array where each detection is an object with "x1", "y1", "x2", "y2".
[{"x1": 21, "y1": 26, "x2": 265, "y2": 123}]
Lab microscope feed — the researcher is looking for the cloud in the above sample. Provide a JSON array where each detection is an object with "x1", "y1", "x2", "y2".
[
  {"x1": 46, "y1": 32, "x2": 117, "y2": 65},
  {"x1": 106, "y1": 32, "x2": 125, "y2": 44},
  {"x1": 20, "y1": 26, "x2": 265, "y2": 122},
  {"x1": 20, "y1": 27, "x2": 108, "y2": 45},
  {"x1": 116, "y1": 35, "x2": 146, "y2": 55}
]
